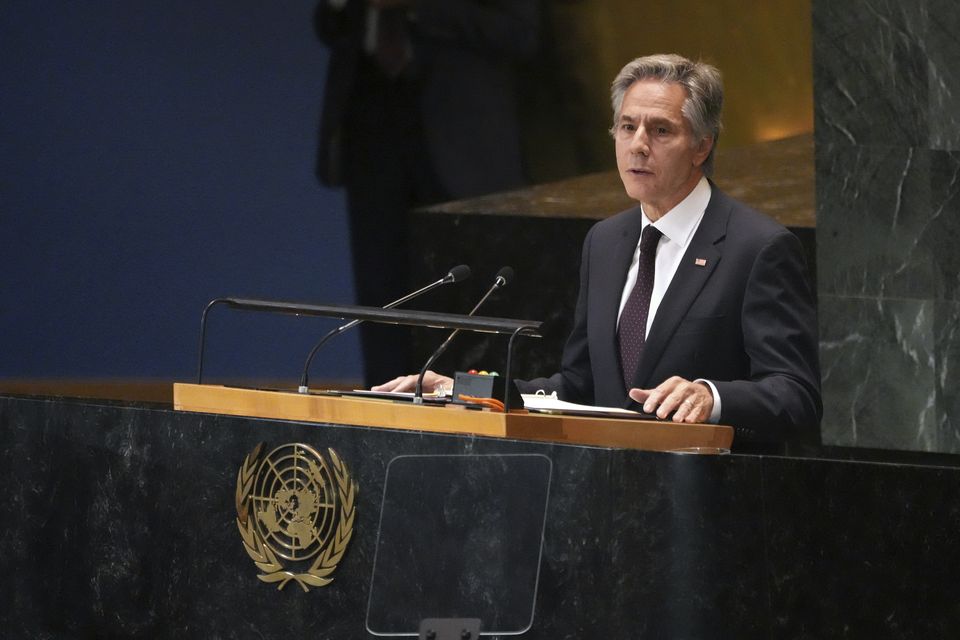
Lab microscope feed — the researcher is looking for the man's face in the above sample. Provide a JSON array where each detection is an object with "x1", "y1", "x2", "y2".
[{"x1": 614, "y1": 79, "x2": 713, "y2": 220}]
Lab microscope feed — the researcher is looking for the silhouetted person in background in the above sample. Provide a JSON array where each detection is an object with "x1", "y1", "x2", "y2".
[{"x1": 315, "y1": 0, "x2": 539, "y2": 387}]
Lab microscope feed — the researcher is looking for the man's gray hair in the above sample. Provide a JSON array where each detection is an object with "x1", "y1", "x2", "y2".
[{"x1": 609, "y1": 53, "x2": 723, "y2": 176}]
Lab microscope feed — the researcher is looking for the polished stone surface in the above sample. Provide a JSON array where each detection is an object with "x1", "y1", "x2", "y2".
[
  {"x1": 928, "y1": 0, "x2": 960, "y2": 150},
  {"x1": 814, "y1": 2, "x2": 928, "y2": 149},
  {"x1": 818, "y1": 295, "x2": 938, "y2": 450},
  {"x1": 813, "y1": 0, "x2": 960, "y2": 452},
  {"x1": 4, "y1": 394, "x2": 960, "y2": 637},
  {"x1": 420, "y1": 134, "x2": 815, "y2": 229}
]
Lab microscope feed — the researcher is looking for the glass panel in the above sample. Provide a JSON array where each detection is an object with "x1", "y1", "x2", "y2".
[{"x1": 366, "y1": 454, "x2": 552, "y2": 636}]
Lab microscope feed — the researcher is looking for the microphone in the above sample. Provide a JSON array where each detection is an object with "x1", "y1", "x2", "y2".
[
  {"x1": 298, "y1": 264, "x2": 471, "y2": 393},
  {"x1": 413, "y1": 266, "x2": 514, "y2": 404}
]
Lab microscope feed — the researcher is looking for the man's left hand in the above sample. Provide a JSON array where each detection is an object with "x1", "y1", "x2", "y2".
[{"x1": 629, "y1": 376, "x2": 714, "y2": 423}]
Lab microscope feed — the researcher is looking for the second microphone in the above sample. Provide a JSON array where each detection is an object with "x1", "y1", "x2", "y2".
[{"x1": 413, "y1": 266, "x2": 515, "y2": 403}]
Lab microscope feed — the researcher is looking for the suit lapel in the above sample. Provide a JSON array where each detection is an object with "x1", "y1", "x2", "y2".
[
  {"x1": 591, "y1": 207, "x2": 643, "y2": 378},
  {"x1": 632, "y1": 190, "x2": 730, "y2": 389},
  {"x1": 596, "y1": 206, "x2": 644, "y2": 347}
]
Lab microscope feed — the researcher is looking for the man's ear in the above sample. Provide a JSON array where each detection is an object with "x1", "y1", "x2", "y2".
[{"x1": 693, "y1": 136, "x2": 714, "y2": 167}]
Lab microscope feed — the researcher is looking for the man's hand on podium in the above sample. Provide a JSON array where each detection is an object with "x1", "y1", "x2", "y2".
[
  {"x1": 628, "y1": 376, "x2": 714, "y2": 423},
  {"x1": 371, "y1": 370, "x2": 454, "y2": 395}
]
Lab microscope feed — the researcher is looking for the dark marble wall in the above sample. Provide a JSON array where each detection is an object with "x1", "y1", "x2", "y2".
[
  {"x1": 5, "y1": 394, "x2": 960, "y2": 637},
  {"x1": 814, "y1": 1, "x2": 960, "y2": 451}
]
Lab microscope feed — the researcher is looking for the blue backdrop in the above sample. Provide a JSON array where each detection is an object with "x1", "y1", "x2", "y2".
[{"x1": 1, "y1": 1, "x2": 362, "y2": 383}]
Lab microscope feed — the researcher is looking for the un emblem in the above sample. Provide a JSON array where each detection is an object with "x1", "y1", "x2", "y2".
[{"x1": 235, "y1": 443, "x2": 357, "y2": 591}]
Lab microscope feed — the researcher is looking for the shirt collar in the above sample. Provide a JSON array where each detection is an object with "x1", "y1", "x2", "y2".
[{"x1": 640, "y1": 176, "x2": 711, "y2": 248}]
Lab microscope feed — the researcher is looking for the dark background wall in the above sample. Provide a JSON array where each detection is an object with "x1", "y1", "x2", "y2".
[
  {"x1": 1, "y1": 1, "x2": 363, "y2": 386},
  {"x1": 1, "y1": 0, "x2": 815, "y2": 395}
]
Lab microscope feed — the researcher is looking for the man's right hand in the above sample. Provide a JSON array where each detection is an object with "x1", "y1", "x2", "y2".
[{"x1": 371, "y1": 370, "x2": 454, "y2": 394}]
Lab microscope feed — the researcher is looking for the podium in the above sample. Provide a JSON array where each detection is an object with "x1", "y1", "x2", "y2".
[
  {"x1": 172, "y1": 383, "x2": 734, "y2": 452},
  {"x1": 4, "y1": 391, "x2": 960, "y2": 637}
]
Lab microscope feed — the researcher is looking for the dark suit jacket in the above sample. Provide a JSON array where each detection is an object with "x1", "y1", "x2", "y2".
[
  {"x1": 521, "y1": 186, "x2": 822, "y2": 444},
  {"x1": 314, "y1": 0, "x2": 538, "y2": 198}
]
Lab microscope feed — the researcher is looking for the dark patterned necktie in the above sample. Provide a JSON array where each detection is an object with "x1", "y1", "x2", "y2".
[
  {"x1": 618, "y1": 224, "x2": 663, "y2": 388},
  {"x1": 375, "y1": 8, "x2": 410, "y2": 78}
]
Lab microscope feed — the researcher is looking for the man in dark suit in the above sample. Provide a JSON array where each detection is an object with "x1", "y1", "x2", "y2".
[
  {"x1": 315, "y1": 0, "x2": 538, "y2": 386},
  {"x1": 376, "y1": 53, "x2": 821, "y2": 445}
]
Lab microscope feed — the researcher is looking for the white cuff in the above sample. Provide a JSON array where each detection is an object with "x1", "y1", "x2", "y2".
[{"x1": 694, "y1": 378, "x2": 721, "y2": 423}]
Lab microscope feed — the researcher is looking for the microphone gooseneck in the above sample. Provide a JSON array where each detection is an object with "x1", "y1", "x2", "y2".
[
  {"x1": 298, "y1": 264, "x2": 471, "y2": 393},
  {"x1": 413, "y1": 266, "x2": 514, "y2": 403}
]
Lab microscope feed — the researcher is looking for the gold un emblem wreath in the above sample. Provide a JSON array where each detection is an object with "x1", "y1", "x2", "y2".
[{"x1": 235, "y1": 442, "x2": 357, "y2": 591}]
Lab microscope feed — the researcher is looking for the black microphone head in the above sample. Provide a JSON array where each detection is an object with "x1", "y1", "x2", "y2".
[
  {"x1": 495, "y1": 266, "x2": 515, "y2": 287},
  {"x1": 446, "y1": 264, "x2": 471, "y2": 283}
]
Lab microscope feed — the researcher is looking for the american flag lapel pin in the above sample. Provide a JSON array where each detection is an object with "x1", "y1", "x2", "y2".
[{"x1": 695, "y1": 258, "x2": 708, "y2": 267}]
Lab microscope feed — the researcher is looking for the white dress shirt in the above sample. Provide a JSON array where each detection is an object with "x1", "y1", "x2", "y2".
[{"x1": 616, "y1": 176, "x2": 722, "y2": 422}]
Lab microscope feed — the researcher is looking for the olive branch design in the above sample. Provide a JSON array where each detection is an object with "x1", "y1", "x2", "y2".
[{"x1": 235, "y1": 444, "x2": 357, "y2": 591}]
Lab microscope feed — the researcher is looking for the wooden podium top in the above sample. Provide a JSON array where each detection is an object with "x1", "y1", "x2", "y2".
[{"x1": 173, "y1": 383, "x2": 733, "y2": 452}]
